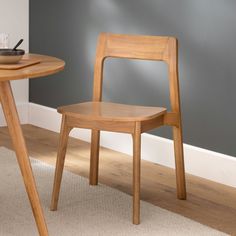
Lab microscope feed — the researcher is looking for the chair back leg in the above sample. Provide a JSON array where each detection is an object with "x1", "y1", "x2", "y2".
[
  {"x1": 89, "y1": 130, "x2": 100, "y2": 185},
  {"x1": 173, "y1": 126, "x2": 186, "y2": 199},
  {"x1": 132, "y1": 122, "x2": 141, "y2": 224}
]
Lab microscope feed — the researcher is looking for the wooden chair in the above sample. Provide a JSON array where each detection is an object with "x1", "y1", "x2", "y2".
[{"x1": 50, "y1": 33, "x2": 186, "y2": 224}]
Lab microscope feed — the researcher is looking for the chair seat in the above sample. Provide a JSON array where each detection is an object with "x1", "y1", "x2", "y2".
[{"x1": 58, "y1": 102, "x2": 167, "y2": 122}]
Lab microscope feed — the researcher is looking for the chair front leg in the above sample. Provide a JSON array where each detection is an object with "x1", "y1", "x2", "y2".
[
  {"x1": 51, "y1": 115, "x2": 71, "y2": 210},
  {"x1": 132, "y1": 122, "x2": 141, "y2": 224},
  {"x1": 89, "y1": 129, "x2": 100, "y2": 185},
  {"x1": 173, "y1": 126, "x2": 186, "y2": 200}
]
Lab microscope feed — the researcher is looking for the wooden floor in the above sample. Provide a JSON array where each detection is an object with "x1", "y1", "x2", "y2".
[{"x1": 0, "y1": 125, "x2": 235, "y2": 235}]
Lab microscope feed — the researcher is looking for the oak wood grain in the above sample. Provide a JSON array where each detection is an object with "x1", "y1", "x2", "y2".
[
  {"x1": 89, "y1": 130, "x2": 100, "y2": 185},
  {"x1": 58, "y1": 101, "x2": 167, "y2": 122},
  {"x1": 132, "y1": 122, "x2": 141, "y2": 224},
  {"x1": 50, "y1": 115, "x2": 72, "y2": 211},
  {"x1": 0, "y1": 58, "x2": 40, "y2": 70},
  {"x1": 0, "y1": 54, "x2": 65, "y2": 81}
]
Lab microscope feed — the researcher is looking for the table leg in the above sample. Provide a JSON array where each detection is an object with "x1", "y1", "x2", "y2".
[{"x1": 0, "y1": 81, "x2": 48, "y2": 236}]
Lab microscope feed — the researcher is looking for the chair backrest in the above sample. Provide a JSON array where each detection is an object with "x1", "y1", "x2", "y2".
[{"x1": 93, "y1": 33, "x2": 181, "y2": 113}]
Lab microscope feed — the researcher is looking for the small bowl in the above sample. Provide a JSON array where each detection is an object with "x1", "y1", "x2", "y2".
[{"x1": 0, "y1": 49, "x2": 25, "y2": 64}]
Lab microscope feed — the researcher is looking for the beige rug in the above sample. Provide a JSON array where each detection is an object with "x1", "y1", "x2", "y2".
[{"x1": 0, "y1": 147, "x2": 227, "y2": 236}]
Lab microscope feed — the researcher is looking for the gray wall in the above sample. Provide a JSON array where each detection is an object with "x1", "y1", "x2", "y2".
[{"x1": 30, "y1": 0, "x2": 236, "y2": 157}]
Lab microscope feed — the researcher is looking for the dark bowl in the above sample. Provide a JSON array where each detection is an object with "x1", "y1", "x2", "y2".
[{"x1": 0, "y1": 49, "x2": 25, "y2": 64}]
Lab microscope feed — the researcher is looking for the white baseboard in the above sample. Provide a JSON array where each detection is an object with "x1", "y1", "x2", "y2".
[
  {"x1": 27, "y1": 102, "x2": 236, "y2": 188},
  {"x1": 0, "y1": 102, "x2": 29, "y2": 126}
]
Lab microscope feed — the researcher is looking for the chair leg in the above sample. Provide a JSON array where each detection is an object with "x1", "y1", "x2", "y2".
[
  {"x1": 50, "y1": 115, "x2": 71, "y2": 210},
  {"x1": 132, "y1": 122, "x2": 141, "y2": 225},
  {"x1": 173, "y1": 126, "x2": 186, "y2": 200},
  {"x1": 89, "y1": 130, "x2": 100, "y2": 185}
]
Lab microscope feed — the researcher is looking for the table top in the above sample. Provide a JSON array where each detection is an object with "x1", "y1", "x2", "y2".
[{"x1": 0, "y1": 54, "x2": 65, "y2": 81}]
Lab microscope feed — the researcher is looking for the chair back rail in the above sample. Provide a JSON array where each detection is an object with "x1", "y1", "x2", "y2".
[{"x1": 92, "y1": 33, "x2": 181, "y2": 118}]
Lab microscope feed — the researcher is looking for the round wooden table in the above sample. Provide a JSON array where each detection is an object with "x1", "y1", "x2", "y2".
[{"x1": 0, "y1": 54, "x2": 65, "y2": 236}]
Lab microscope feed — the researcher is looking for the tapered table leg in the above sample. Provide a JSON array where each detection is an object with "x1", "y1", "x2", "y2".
[{"x1": 0, "y1": 81, "x2": 48, "y2": 236}]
